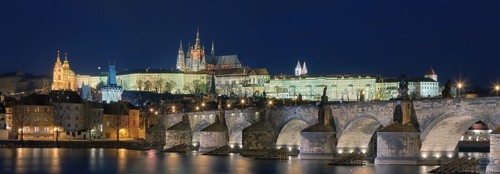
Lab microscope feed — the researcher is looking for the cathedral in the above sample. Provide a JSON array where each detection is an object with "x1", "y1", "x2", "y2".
[
  {"x1": 176, "y1": 28, "x2": 242, "y2": 72},
  {"x1": 52, "y1": 50, "x2": 77, "y2": 91}
]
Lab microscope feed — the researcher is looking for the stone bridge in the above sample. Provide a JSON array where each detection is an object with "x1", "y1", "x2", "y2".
[{"x1": 158, "y1": 97, "x2": 500, "y2": 166}]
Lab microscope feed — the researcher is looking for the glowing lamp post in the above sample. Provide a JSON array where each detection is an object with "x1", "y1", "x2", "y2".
[
  {"x1": 495, "y1": 85, "x2": 500, "y2": 97},
  {"x1": 457, "y1": 83, "x2": 463, "y2": 98},
  {"x1": 240, "y1": 99, "x2": 245, "y2": 109}
]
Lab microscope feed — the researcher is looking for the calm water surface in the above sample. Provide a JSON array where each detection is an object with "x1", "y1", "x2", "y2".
[{"x1": 0, "y1": 148, "x2": 488, "y2": 174}]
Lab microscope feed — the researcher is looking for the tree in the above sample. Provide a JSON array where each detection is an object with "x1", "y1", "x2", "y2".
[
  {"x1": 53, "y1": 102, "x2": 68, "y2": 144},
  {"x1": 164, "y1": 80, "x2": 176, "y2": 94},
  {"x1": 83, "y1": 101, "x2": 99, "y2": 141},
  {"x1": 12, "y1": 105, "x2": 32, "y2": 141},
  {"x1": 442, "y1": 80, "x2": 452, "y2": 98},
  {"x1": 109, "y1": 102, "x2": 127, "y2": 142},
  {"x1": 135, "y1": 79, "x2": 144, "y2": 91},
  {"x1": 153, "y1": 77, "x2": 165, "y2": 93}
]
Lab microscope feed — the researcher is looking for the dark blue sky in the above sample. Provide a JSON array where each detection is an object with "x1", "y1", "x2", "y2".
[{"x1": 1, "y1": 1, "x2": 500, "y2": 87}]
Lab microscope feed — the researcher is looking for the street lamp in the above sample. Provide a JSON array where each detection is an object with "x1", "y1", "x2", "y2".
[
  {"x1": 172, "y1": 106, "x2": 176, "y2": 113},
  {"x1": 240, "y1": 99, "x2": 245, "y2": 109},
  {"x1": 196, "y1": 106, "x2": 200, "y2": 111},
  {"x1": 457, "y1": 83, "x2": 463, "y2": 98},
  {"x1": 495, "y1": 85, "x2": 499, "y2": 96},
  {"x1": 201, "y1": 102, "x2": 205, "y2": 111},
  {"x1": 268, "y1": 100, "x2": 273, "y2": 105}
]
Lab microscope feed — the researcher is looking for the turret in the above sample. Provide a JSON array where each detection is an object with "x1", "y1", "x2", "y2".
[
  {"x1": 302, "y1": 61, "x2": 308, "y2": 75},
  {"x1": 295, "y1": 61, "x2": 302, "y2": 76},
  {"x1": 62, "y1": 52, "x2": 70, "y2": 68},
  {"x1": 425, "y1": 67, "x2": 438, "y2": 82}
]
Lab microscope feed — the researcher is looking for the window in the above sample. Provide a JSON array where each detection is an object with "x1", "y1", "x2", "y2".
[{"x1": 34, "y1": 127, "x2": 39, "y2": 132}]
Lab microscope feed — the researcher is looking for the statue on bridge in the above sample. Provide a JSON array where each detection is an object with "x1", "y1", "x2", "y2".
[
  {"x1": 398, "y1": 75, "x2": 409, "y2": 100},
  {"x1": 321, "y1": 86, "x2": 328, "y2": 104}
]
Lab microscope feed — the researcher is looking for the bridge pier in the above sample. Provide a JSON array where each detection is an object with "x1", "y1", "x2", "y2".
[
  {"x1": 199, "y1": 98, "x2": 229, "y2": 153},
  {"x1": 164, "y1": 114, "x2": 193, "y2": 150},
  {"x1": 375, "y1": 99, "x2": 421, "y2": 165},
  {"x1": 375, "y1": 127, "x2": 421, "y2": 165},
  {"x1": 486, "y1": 127, "x2": 500, "y2": 173},
  {"x1": 299, "y1": 103, "x2": 336, "y2": 159}
]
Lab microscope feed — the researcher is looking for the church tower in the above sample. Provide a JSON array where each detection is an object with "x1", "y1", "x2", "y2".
[
  {"x1": 187, "y1": 28, "x2": 205, "y2": 72},
  {"x1": 52, "y1": 50, "x2": 77, "y2": 91},
  {"x1": 295, "y1": 61, "x2": 302, "y2": 76},
  {"x1": 176, "y1": 39, "x2": 185, "y2": 71},
  {"x1": 425, "y1": 67, "x2": 438, "y2": 81},
  {"x1": 301, "y1": 61, "x2": 308, "y2": 75}
]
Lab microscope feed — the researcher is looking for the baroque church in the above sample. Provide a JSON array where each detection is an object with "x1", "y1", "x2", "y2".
[
  {"x1": 176, "y1": 28, "x2": 242, "y2": 72},
  {"x1": 52, "y1": 50, "x2": 77, "y2": 91}
]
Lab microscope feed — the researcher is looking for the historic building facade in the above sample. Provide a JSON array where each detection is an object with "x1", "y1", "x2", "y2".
[
  {"x1": 102, "y1": 102, "x2": 140, "y2": 139},
  {"x1": 375, "y1": 68, "x2": 440, "y2": 100},
  {"x1": 52, "y1": 51, "x2": 77, "y2": 91},
  {"x1": 266, "y1": 74, "x2": 377, "y2": 101},
  {"x1": 0, "y1": 71, "x2": 50, "y2": 94},
  {"x1": 12, "y1": 94, "x2": 55, "y2": 140},
  {"x1": 266, "y1": 64, "x2": 440, "y2": 101}
]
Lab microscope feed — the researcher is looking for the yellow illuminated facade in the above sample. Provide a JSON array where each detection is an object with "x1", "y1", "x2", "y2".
[{"x1": 52, "y1": 51, "x2": 77, "y2": 91}]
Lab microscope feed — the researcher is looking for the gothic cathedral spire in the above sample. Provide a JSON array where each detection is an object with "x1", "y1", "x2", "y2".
[
  {"x1": 195, "y1": 27, "x2": 201, "y2": 49},
  {"x1": 176, "y1": 39, "x2": 185, "y2": 71},
  {"x1": 211, "y1": 40, "x2": 215, "y2": 57}
]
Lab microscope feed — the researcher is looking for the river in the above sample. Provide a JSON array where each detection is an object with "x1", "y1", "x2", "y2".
[{"x1": 0, "y1": 148, "x2": 489, "y2": 174}]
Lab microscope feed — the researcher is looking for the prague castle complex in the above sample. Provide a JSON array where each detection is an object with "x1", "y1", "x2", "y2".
[{"x1": 40, "y1": 28, "x2": 440, "y2": 102}]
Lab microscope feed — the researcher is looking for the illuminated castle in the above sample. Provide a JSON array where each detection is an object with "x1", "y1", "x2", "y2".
[
  {"x1": 52, "y1": 50, "x2": 77, "y2": 91},
  {"x1": 176, "y1": 28, "x2": 242, "y2": 72}
]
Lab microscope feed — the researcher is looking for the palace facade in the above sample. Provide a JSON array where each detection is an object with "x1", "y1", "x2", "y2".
[{"x1": 265, "y1": 66, "x2": 440, "y2": 101}]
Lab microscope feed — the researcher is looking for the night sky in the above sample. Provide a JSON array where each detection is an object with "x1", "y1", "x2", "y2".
[{"x1": 1, "y1": 1, "x2": 500, "y2": 87}]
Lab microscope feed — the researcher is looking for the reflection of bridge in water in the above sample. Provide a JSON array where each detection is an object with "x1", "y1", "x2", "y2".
[{"x1": 158, "y1": 97, "x2": 500, "y2": 172}]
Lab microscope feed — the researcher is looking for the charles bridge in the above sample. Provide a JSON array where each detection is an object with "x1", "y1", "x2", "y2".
[{"x1": 155, "y1": 96, "x2": 500, "y2": 172}]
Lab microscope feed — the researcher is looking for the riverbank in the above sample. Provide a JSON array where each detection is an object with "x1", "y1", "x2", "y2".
[{"x1": 0, "y1": 140, "x2": 151, "y2": 150}]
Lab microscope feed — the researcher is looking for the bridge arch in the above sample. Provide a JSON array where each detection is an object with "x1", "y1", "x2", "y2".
[
  {"x1": 229, "y1": 120, "x2": 252, "y2": 147},
  {"x1": 275, "y1": 119, "x2": 309, "y2": 149},
  {"x1": 420, "y1": 110, "x2": 496, "y2": 157},
  {"x1": 337, "y1": 115, "x2": 383, "y2": 154}
]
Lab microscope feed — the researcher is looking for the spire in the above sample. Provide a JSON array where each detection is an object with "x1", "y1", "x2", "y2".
[
  {"x1": 107, "y1": 62, "x2": 117, "y2": 86},
  {"x1": 64, "y1": 52, "x2": 68, "y2": 62},
  {"x1": 176, "y1": 39, "x2": 185, "y2": 71},
  {"x1": 427, "y1": 67, "x2": 437, "y2": 75},
  {"x1": 178, "y1": 38, "x2": 183, "y2": 51},
  {"x1": 295, "y1": 61, "x2": 302, "y2": 76},
  {"x1": 209, "y1": 72, "x2": 217, "y2": 95},
  {"x1": 56, "y1": 50, "x2": 61, "y2": 64},
  {"x1": 302, "y1": 61, "x2": 308, "y2": 75},
  {"x1": 211, "y1": 40, "x2": 215, "y2": 57},
  {"x1": 194, "y1": 27, "x2": 201, "y2": 49}
]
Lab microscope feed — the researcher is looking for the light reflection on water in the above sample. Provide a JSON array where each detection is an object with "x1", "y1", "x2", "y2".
[{"x1": 0, "y1": 148, "x2": 490, "y2": 174}]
